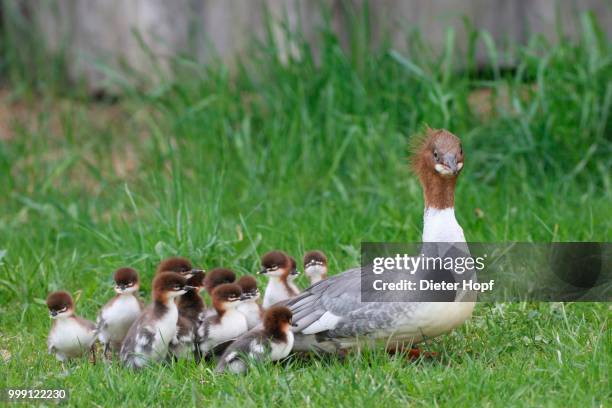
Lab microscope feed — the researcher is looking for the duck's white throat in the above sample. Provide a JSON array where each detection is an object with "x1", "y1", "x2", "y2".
[{"x1": 422, "y1": 207, "x2": 465, "y2": 243}]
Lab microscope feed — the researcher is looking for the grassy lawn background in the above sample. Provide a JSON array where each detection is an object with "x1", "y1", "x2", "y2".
[{"x1": 0, "y1": 8, "x2": 610, "y2": 407}]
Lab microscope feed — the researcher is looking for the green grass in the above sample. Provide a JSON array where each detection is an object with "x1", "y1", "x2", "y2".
[{"x1": 0, "y1": 7, "x2": 611, "y2": 407}]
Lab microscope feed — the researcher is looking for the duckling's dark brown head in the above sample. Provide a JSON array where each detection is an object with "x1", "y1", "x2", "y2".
[
  {"x1": 113, "y1": 267, "x2": 140, "y2": 294},
  {"x1": 211, "y1": 283, "x2": 244, "y2": 311},
  {"x1": 236, "y1": 275, "x2": 259, "y2": 300},
  {"x1": 204, "y1": 268, "x2": 236, "y2": 295},
  {"x1": 46, "y1": 291, "x2": 74, "y2": 319},
  {"x1": 186, "y1": 270, "x2": 206, "y2": 291},
  {"x1": 259, "y1": 251, "x2": 291, "y2": 278},
  {"x1": 263, "y1": 305, "x2": 295, "y2": 336},
  {"x1": 156, "y1": 257, "x2": 195, "y2": 278},
  {"x1": 152, "y1": 272, "x2": 189, "y2": 302}
]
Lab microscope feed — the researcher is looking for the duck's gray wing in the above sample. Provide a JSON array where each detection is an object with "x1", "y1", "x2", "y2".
[{"x1": 286, "y1": 266, "x2": 421, "y2": 338}]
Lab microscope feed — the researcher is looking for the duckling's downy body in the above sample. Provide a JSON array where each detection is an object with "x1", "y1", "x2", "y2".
[
  {"x1": 97, "y1": 267, "x2": 144, "y2": 356},
  {"x1": 260, "y1": 251, "x2": 299, "y2": 308},
  {"x1": 216, "y1": 306, "x2": 295, "y2": 374},
  {"x1": 47, "y1": 291, "x2": 97, "y2": 362},
  {"x1": 120, "y1": 273, "x2": 191, "y2": 369}
]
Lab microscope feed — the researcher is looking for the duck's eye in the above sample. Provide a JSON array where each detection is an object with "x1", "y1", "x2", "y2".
[
  {"x1": 269, "y1": 265, "x2": 279, "y2": 272},
  {"x1": 174, "y1": 285, "x2": 182, "y2": 290},
  {"x1": 433, "y1": 150, "x2": 438, "y2": 160}
]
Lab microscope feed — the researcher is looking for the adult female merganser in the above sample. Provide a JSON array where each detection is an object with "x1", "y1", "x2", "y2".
[
  {"x1": 120, "y1": 272, "x2": 192, "y2": 368},
  {"x1": 215, "y1": 306, "x2": 296, "y2": 374},
  {"x1": 303, "y1": 250, "x2": 328, "y2": 285},
  {"x1": 96, "y1": 267, "x2": 144, "y2": 358},
  {"x1": 259, "y1": 251, "x2": 300, "y2": 308},
  {"x1": 286, "y1": 128, "x2": 476, "y2": 353},
  {"x1": 47, "y1": 291, "x2": 97, "y2": 363}
]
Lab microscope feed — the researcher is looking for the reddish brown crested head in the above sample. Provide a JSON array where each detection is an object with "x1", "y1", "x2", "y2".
[
  {"x1": 114, "y1": 267, "x2": 139, "y2": 288},
  {"x1": 46, "y1": 291, "x2": 74, "y2": 317},
  {"x1": 186, "y1": 270, "x2": 206, "y2": 289},
  {"x1": 204, "y1": 268, "x2": 236, "y2": 295},
  {"x1": 303, "y1": 250, "x2": 327, "y2": 269},
  {"x1": 259, "y1": 251, "x2": 291, "y2": 277},
  {"x1": 263, "y1": 306, "x2": 294, "y2": 338},
  {"x1": 411, "y1": 128, "x2": 464, "y2": 209},
  {"x1": 156, "y1": 257, "x2": 194, "y2": 276},
  {"x1": 152, "y1": 272, "x2": 188, "y2": 302},
  {"x1": 211, "y1": 283, "x2": 244, "y2": 312},
  {"x1": 236, "y1": 275, "x2": 259, "y2": 298}
]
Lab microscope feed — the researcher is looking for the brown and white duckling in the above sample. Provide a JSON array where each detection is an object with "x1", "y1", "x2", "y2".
[
  {"x1": 303, "y1": 250, "x2": 328, "y2": 285},
  {"x1": 120, "y1": 272, "x2": 192, "y2": 369},
  {"x1": 202, "y1": 268, "x2": 237, "y2": 318},
  {"x1": 236, "y1": 275, "x2": 263, "y2": 330},
  {"x1": 196, "y1": 283, "x2": 248, "y2": 356},
  {"x1": 46, "y1": 291, "x2": 96, "y2": 363},
  {"x1": 96, "y1": 267, "x2": 144, "y2": 358},
  {"x1": 170, "y1": 271, "x2": 206, "y2": 360},
  {"x1": 216, "y1": 306, "x2": 296, "y2": 374},
  {"x1": 259, "y1": 251, "x2": 299, "y2": 308}
]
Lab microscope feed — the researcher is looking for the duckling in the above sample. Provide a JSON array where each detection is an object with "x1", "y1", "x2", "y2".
[
  {"x1": 216, "y1": 306, "x2": 296, "y2": 374},
  {"x1": 170, "y1": 271, "x2": 206, "y2": 360},
  {"x1": 202, "y1": 268, "x2": 237, "y2": 318},
  {"x1": 96, "y1": 267, "x2": 144, "y2": 358},
  {"x1": 303, "y1": 250, "x2": 328, "y2": 285},
  {"x1": 47, "y1": 291, "x2": 97, "y2": 363},
  {"x1": 259, "y1": 251, "x2": 299, "y2": 308},
  {"x1": 196, "y1": 283, "x2": 248, "y2": 357},
  {"x1": 120, "y1": 272, "x2": 192, "y2": 369},
  {"x1": 236, "y1": 275, "x2": 263, "y2": 329}
]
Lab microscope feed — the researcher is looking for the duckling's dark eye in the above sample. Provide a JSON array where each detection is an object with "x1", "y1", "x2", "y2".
[{"x1": 433, "y1": 150, "x2": 438, "y2": 160}]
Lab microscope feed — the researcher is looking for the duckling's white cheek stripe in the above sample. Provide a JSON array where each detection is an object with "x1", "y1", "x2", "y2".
[{"x1": 457, "y1": 162, "x2": 463, "y2": 170}]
